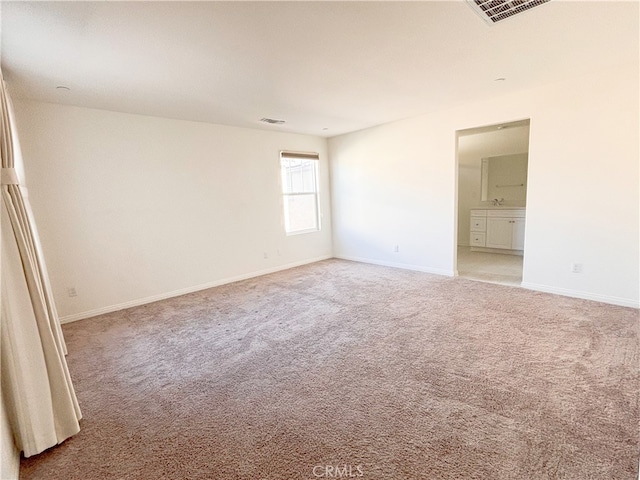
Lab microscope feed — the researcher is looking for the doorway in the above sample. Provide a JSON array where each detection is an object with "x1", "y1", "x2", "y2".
[{"x1": 455, "y1": 119, "x2": 530, "y2": 286}]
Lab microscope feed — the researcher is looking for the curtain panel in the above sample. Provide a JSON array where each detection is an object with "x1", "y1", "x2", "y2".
[{"x1": 0, "y1": 72, "x2": 81, "y2": 457}]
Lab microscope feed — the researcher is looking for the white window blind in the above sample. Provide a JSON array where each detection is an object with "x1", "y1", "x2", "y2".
[{"x1": 280, "y1": 151, "x2": 320, "y2": 234}]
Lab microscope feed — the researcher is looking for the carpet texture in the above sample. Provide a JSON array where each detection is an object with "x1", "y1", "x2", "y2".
[{"x1": 20, "y1": 259, "x2": 639, "y2": 479}]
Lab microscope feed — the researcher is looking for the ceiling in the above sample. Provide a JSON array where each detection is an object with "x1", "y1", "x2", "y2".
[{"x1": 1, "y1": 1, "x2": 638, "y2": 137}]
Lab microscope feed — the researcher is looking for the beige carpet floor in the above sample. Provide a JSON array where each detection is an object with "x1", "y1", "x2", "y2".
[{"x1": 20, "y1": 259, "x2": 639, "y2": 479}]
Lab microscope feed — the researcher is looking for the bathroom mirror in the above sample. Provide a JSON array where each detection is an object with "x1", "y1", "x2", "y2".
[{"x1": 480, "y1": 153, "x2": 528, "y2": 204}]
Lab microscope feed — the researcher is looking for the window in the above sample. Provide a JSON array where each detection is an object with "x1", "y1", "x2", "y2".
[{"x1": 280, "y1": 151, "x2": 320, "y2": 234}]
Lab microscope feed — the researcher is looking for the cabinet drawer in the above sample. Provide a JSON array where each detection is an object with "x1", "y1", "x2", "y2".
[
  {"x1": 470, "y1": 232, "x2": 486, "y2": 247},
  {"x1": 470, "y1": 217, "x2": 486, "y2": 232}
]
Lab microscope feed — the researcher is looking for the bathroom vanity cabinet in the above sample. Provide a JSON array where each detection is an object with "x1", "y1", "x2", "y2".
[{"x1": 470, "y1": 208, "x2": 525, "y2": 254}]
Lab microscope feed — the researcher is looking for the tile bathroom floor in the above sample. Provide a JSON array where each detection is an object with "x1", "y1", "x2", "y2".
[{"x1": 457, "y1": 246, "x2": 523, "y2": 287}]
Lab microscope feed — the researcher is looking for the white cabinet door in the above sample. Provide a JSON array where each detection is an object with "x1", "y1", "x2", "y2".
[
  {"x1": 512, "y1": 218, "x2": 525, "y2": 250},
  {"x1": 486, "y1": 218, "x2": 512, "y2": 249}
]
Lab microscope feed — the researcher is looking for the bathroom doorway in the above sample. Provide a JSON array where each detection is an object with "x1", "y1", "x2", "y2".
[{"x1": 455, "y1": 119, "x2": 530, "y2": 286}]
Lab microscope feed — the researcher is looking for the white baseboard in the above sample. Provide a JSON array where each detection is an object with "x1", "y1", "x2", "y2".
[
  {"x1": 59, "y1": 255, "x2": 333, "y2": 324},
  {"x1": 520, "y1": 282, "x2": 639, "y2": 309},
  {"x1": 59, "y1": 257, "x2": 637, "y2": 324},
  {"x1": 335, "y1": 255, "x2": 455, "y2": 277}
]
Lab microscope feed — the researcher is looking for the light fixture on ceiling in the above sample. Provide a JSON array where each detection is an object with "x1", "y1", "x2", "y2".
[
  {"x1": 466, "y1": 0, "x2": 551, "y2": 25},
  {"x1": 260, "y1": 117, "x2": 285, "y2": 125}
]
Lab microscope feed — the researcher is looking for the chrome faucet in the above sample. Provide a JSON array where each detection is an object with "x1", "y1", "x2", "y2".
[{"x1": 492, "y1": 198, "x2": 504, "y2": 206}]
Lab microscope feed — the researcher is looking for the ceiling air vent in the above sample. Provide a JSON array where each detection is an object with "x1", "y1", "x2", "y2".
[
  {"x1": 467, "y1": 0, "x2": 551, "y2": 24},
  {"x1": 260, "y1": 118, "x2": 285, "y2": 125}
]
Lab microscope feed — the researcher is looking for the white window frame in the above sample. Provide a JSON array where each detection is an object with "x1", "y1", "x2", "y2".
[{"x1": 280, "y1": 151, "x2": 320, "y2": 235}]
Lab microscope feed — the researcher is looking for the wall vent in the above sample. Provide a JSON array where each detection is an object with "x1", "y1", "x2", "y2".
[
  {"x1": 260, "y1": 118, "x2": 285, "y2": 125},
  {"x1": 466, "y1": 0, "x2": 551, "y2": 24}
]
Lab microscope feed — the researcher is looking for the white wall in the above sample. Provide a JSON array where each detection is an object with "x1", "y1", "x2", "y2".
[
  {"x1": 329, "y1": 62, "x2": 639, "y2": 307},
  {"x1": 329, "y1": 116, "x2": 457, "y2": 276},
  {"x1": 457, "y1": 126, "x2": 529, "y2": 245},
  {"x1": 13, "y1": 101, "x2": 332, "y2": 321}
]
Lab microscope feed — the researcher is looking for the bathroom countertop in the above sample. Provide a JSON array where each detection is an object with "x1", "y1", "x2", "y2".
[{"x1": 472, "y1": 206, "x2": 526, "y2": 210}]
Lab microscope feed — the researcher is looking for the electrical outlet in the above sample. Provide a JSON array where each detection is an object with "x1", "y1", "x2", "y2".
[
  {"x1": 571, "y1": 263, "x2": 583, "y2": 274},
  {"x1": 263, "y1": 252, "x2": 268, "y2": 259},
  {"x1": 67, "y1": 287, "x2": 77, "y2": 297},
  {"x1": 394, "y1": 245, "x2": 399, "y2": 253}
]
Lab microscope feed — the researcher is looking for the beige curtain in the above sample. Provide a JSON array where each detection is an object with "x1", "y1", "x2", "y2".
[{"x1": 0, "y1": 72, "x2": 81, "y2": 457}]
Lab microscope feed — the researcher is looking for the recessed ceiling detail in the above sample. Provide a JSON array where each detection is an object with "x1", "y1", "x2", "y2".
[{"x1": 467, "y1": 0, "x2": 551, "y2": 24}]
